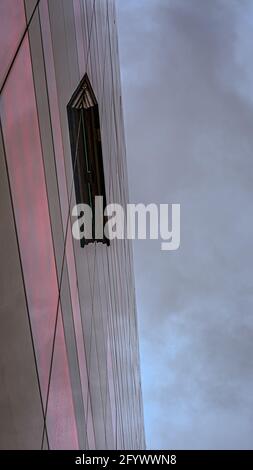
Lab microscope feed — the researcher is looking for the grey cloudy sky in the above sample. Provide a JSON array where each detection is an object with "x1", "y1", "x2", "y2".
[{"x1": 116, "y1": 0, "x2": 253, "y2": 449}]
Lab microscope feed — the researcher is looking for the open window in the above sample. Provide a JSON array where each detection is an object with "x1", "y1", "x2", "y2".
[{"x1": 67, "y1": 74, "x2": 109, "y2": 246}]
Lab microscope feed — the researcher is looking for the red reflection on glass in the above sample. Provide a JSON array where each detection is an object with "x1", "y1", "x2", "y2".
[
  {"x1": 0, "y1": 0, "x2": 26, "y2": 86},
  {"x1": 0, "y1": 35, "x2": 78, "y2": 449}
]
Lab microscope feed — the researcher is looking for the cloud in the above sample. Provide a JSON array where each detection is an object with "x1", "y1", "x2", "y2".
[{"x1": 117, "y1": 0, "x2": 253, "y2": 449}]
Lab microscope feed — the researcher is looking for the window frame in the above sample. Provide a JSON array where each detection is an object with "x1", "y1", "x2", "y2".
[{"x1": 67, "y1": 74, "x2": 109, "y2": 247}]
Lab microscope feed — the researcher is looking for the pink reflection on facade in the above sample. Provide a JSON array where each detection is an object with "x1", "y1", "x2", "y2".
[
  {"x1": 39, "y1": 0, "x2": 95, "y2": 447},
  {"x1": 0, "y1": 0, "x2": 26, "y2": 87},
  {"x1": 0, "y1": 35, "x2": 78, "y2": 449}
]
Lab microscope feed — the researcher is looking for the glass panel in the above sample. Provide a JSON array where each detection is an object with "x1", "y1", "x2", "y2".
[
  {"x1": 73, "y1": 0, "x2": 86, "y2": 77},
  {"x1": 0, "y1": 0, "x2": 26, "y2": 86},
  {"x1": 0, "y1": 35, "x2": 78, "y2": 449},
  {"x1": 39, "y1": 0, "x2": 95, "y2": 446},
  {"x1": 47, "y1": 312, "x2": 79, "y2": 449},
  {"x1": 107, "y1": 335, "x2": 116, "y2": 444},
  {"x1": 0, "y1": 123, "x2": 44, "y2": 450},
  {"x1": 0, "y1": 35, "x2": 56, "y2": 402}
]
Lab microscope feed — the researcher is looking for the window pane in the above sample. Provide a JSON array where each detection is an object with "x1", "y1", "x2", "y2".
[
  {"x1": 0, "y1": 0, "x2": 26, "y2": 86},
  {"x1": 47, "y1": 312, "x2": 79, "y2": 449},
  {"x1": 0, "y1": 35, "x2": 78, "y2": 449}
]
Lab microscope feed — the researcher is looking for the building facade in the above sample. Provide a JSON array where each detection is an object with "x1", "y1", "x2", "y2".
[{"x1": 0, "y1": 0, "x2": 145, "y2": 450}]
